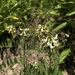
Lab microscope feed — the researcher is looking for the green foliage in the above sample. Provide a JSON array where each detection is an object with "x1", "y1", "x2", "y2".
[
  {"x1": 53, "y1": 22, "x2": 67, "y2": 31},
  {"x1": 59, "y1": 48, "x2": 70, "y2": 63},
  {"x1": 66, "y1": 9, "x2": 75, "y2": 16},
  {"x1": 19, "y1": 55, "x2": 24, "y2": 63},
  {"x1": 2, "y1": 61, "x2": 6, "y2": 68},
  {"x1": 0, "y1": 0, "x2": 75, "y2": 75},
  {"x1": 20, "y1": 59, "x2": 63, "y2": 75}
]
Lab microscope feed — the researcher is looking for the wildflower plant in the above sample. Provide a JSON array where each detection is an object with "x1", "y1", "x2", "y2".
[{"x1": 0, "y1": 0, "x2": 75, "y2": 75}]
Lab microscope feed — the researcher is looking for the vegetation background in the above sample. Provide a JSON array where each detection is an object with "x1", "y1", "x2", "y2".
[{"x1": 0, "y1": 0, "x2": 75, "y2": 75}]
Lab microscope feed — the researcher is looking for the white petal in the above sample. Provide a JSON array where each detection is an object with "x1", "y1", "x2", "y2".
[
  {"x1": 52, "y1": 39, "x2": 59, "y2": 44},
  {"x1": 47, "y1": 42, "x2": 55, "y2": 49},
  {"x1": 65, "y1": 33, "x2": 69, "y2": 37},
  {"x1": 50, "y1": 44, "x2": 55, "y2": 49},
  {"x1": 54, "y1": 34, "x2": 58, "y2": 40}
]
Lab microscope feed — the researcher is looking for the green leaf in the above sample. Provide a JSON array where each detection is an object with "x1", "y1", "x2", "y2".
[
  {"x1": 59, "y1": 48, "x2": 70, "y2": 63},
  {"x1": 50, "y1": 10, "x2": 59, "y2": 16},
  {"x1": 10, "y1": 58, "x2": 13, "y2": 65},
  {"x1": 66, "y1": 9, "x2": 75, "y2": 16},
  {"x1": 16, "y1": 22, "x2": 22, "y2": 25},
  {"x1": 2, "y1": 61, "x2": 6, "y2": 67},
  {"x1": 53, "y1": 66, "x2": 59, "y2": 75},
  {"x1": 55, "y1": 4, "x2": 62, "y2": 9},
  {"x1": 0, "y1": 65, "x2": 2, "y2": 70},
  {"x1": 0, "y1": 30, "x2": 5, "y2": 34},
  {"x1": 19, "y1": 55, "x2": 24, "y2": 63},
  {"x1": 14, "y1": 58, "x2": 18, "y2": 63},
  {"x1": 23, "y1": 65, "x2": 31, "y2": 74},
  {"x1": 7, "y1": 60, "x2": 10, "y2": 66},
  {"x1": 24, "y1": 16, "x2": 27, "y2": 20},
  {"x1": 53, "y1": 22, "x2": 67, "y2": 31},
  {"x1": 10, "y1": 3, "x2": 18, "y2": 10}
]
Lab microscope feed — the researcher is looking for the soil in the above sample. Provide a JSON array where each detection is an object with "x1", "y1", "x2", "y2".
[{"x1": 0, "y1": 48, "x2": 75, "y2": 75}]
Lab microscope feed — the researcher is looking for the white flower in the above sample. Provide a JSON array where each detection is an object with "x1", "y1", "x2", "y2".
[
  {"x1": 47, "y1": 41, "x2": 50, "y2": 46},
  {"x1": 25, "y1": 28, "x2": 29, "y2": 31},
  {"x1": 20, "y1": 33, "x2": 22, "y2": 36},
  {"x1": 6, "y1": 25, "x2": 16, "y2": 33},
  {"x1": 51, "y1": 34, "x2": 60, "y2": 47},
  {"x1": 38, "y1": 24, "x2": 42, "y2": 29},
  {"x1": 52, "y1": 39, "x2": 60, "y2": 47},
  {"x1": 19, "y1": 28, "x2": 23, "y2": 31},
  {"x1": 50, "y1": 44, "x2": 55, "y2": 49},
  {"x1": 53, "y1": 42, "x2": 60, "y2": 47},
  {"x1": 54, "y1": 34, "x2": 58, "y2": 40},
  {"x1": 31, "y1": 62, "x2": 38, "y2": 69},
  {"x1": 52, "y1": 39, "x2": 59, "y2": 44},
  {"x1": 47, "y1": 41, "x2": 55, "y2": 49},
  {"x1": 41, "y1": 27, "x2": 44, "y2": 32},
  {"x1": 42, "y1": 38, "x2": 47, "y2": 42},
  {"x1": 41, "y1": 37, "x2": 48, "y2": 44},
  {"x1": 65, "y1": 33, "x2": 69, "y2": 37}
]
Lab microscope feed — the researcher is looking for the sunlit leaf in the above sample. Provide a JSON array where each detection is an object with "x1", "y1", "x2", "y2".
[
  {"x1": 50, "y1": 10, "x2": 59, "y2": 16},
  {"x1": 24, "y1": 16, "x2": 27, "y2": 20},
  {"x1": 11, "y1": 3, "x2": 18, "y2": 10},
  {"x1": 53, "y1": 22, "x2": 67, "y2": 31},
  {"x1": 53, "y1": 66, "x2": 59, "y2": 75},
  {"x1": 50, "y1": 10, "x2": 57, "y2": 15},
  {"x1": 0, "y1": 15, "x2": 2, "y2": 18},
  {"x1": 55, "y1": 4, "x2": 62, "y2": 9},
  {"x1": 13, "y1": 16, "x2": 19, "y2": 20},
  {"x1": 59, "y1": 48, "x2": 70, "y2": 63},
  {"x1": 66, "y1": 9, "x2": 75, "y2": 16}
]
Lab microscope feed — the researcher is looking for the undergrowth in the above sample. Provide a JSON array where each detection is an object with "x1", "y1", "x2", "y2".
[{"x1": 0, "y1": 0, "x2": 75, "y2": 75}]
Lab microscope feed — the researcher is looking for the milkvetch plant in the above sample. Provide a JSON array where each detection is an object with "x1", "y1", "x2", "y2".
[{"x1": 0, "y1": 0, "x2": 75, "y2": 75}]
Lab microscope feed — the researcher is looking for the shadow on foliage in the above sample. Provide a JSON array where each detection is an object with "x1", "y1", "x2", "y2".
[{"x1": 0, "y1": 31, "x2": 21, "y2": 60}]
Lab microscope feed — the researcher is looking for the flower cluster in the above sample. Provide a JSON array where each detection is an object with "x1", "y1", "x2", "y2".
[
  {"x1": 6, "y1": 25, "x2": 30, "y2": 38},
  {"x1": 6, "y1": 25, "x2": 16, "y2": 35},
  {"x1": 19, "y1": 28, "x2": 29, "y2": 36},
  {"x1": 35, "y1": 24, "x2": 60, "y2": 50},
  {"x1": 36, "y1": 24, "x2": 49, "y2": 34},
  {"x1": 41, "y1": 34, "x2": 60, "y2": 49}
]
